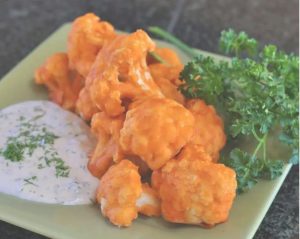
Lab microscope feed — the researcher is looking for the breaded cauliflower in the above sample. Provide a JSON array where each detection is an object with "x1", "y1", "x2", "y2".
[
  {"x1": 97, "y1": 160, "x2": 141, "y2": 227},
  {"x1": 86, "y1": 30, "x2": 162, "y2": 117},
  {"x1": 149, "y1": 75, "x2": 185, "y2": 104},
  {"x1": 151, "y1": 149, "x2": 237, "y2": 227},
  {"x1": 125, "y1": 155, "x2": 151, "y2": 178},
  {"x1": 119, "y1": 97, "x2": 195, "y2": 170},
  {"x1": 177, "y1": 143, "x2": 213, "y2": 163},
  {"x1": 89, "y1": 114, "x2": 151, "y2": 178},
  {"x1": 75, "y1": 88, "x2": 99, "y2": 121},
  {"x1": 148, "y1": 47, "x2": 182, "y2": 66},
  {"x1": 35, "y1": 53, "x2": 84, "y2": 111},
  {"x1": 96, "y1": 160, "x2": 160, "y2": 227},
  {"x1": 186, "y1": 99, "x2": 226, "y2": 161},
  {"x1": 67, "y1": 13, "x2": 116, "y2": 77},
  {"x1": 88, "y1": 112, "x2": 124, "y2": 178},
  {"x1": 148, "y1": 48, "x2": 184, "y2": 104}
]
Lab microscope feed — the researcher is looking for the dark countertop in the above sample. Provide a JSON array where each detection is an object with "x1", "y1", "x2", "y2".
[{"x1": 0, "y1": 0, "x2": 298, "y2": 238}]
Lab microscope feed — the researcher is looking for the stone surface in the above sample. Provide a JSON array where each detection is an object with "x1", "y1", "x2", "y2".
[{"x1": 0, "y1": 0, "x2": 298, "y2": 238}]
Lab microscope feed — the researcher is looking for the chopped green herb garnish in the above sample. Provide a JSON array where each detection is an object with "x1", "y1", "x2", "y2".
[
  {"x1": 1, "y1": 115, "x2": 70, "y2": 178},
  {"x1": 37, "y1": 163, "x2": 44, "y2": 169},
  {"x1": 2, "y1": 142, "x2": 25, "y2": 162},
  {"x1": 18, "y1": 116, "x2": 25, "y2": 121},
  {"x1": 29, "y1": 112, "x2": 46, "y2": 122},
  {"x1": 23, "y1": 176, "x2": 38, "y2": 187},
  {"x1": 55, "y1": 163, "x2": 70, "y2": 178},
  {"x1": 52, "y1": 157, "x2": 70, "y2": 178},
  {"x1": 2, "y1": 121, "x2": 58, "y2": 162}
]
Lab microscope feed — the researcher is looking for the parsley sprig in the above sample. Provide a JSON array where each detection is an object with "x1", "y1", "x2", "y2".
[{"x1": 149, "y1": 27, "x2": 299, "y2": 193}]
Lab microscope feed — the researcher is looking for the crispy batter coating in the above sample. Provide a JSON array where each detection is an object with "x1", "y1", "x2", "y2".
[
  {"x1": 75, "y1": 88, "x2": 99, "y2": 121},
  {"x1": 35, "y1": 53, "x2": 84, "y2": 111},
  {"x1": 88, "y1": 112, "x2": 124, "y2": 178},
  {"x1": 97, "y1": 160, "x2": 142, "y2": 227},
  {"x1": 152, "y1": 151, "x2": 237, "y2": 227},
  {"x1": 147, "y1": 47, "x2": 182, "y2": 66},
  {"x1": 97, "y1": 160, "x2": 161, "y2": 227},
  {"x1": 67, "y1": 13, "x2": 116, "y2": 77},
  {"x1": 149, "y1": 64, "x2": 184, "y2": 104},
  {"x1": 86, "y1": 30, "x2": 162, "y2": 117},
  {"x1": 125, "y1": 155, "x2": 151, "y2": 178},
  {"x1": 148, "y1": 48, "x2": 184, "y2": 104},
  {"x1": 120, "y1": 97, "x2": 195, "y2": 170},
  {"x1": 186, "y1": 99, "x2": 226, "y2": 162},
  {"x1": 177, "y1": 143, "x2": 213, "y2": 163}
]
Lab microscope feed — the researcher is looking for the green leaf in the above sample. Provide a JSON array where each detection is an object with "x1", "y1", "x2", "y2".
[
  {"x1": 223, "y1": 148, "x2": 285, "y2": 193},
  {"x1": 222, "y1": 148, "x2": 262, "y2": 193},
  {"x1": 179, "y1": 56, "x2": 226, "y2": 105},
  {"x1": 289, "y1": 149, "x2": 299, "y2": 165},
  {"x1": 219, "y1": 29, "x2": 258, "y2": 57},
  {"x1": 259, "y1": 159, "x2": 284, "y2": 180}
]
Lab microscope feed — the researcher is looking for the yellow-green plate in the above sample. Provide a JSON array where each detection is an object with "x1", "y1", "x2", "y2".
[{"x1": 0, "y1": 24, "x2": 292, "y2": 239}]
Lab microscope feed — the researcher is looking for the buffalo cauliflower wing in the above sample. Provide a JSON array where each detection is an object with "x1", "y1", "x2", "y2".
[
  {"x1": 35, "y1": 52, "x2": 84, "y2": 111},
  {"x1": 75, "y1": 87, "x2": 99, "y2": 121},
  {"x1": 148, "y1": 47, "x2": 182, "y2": 66},
  {"x1": 96, "y1": 160, "x2": 160, "y2": 227},
  {"x1": 187, "y1": 99, "x2": 226, "y2": 161},
  {"x1": 67, "y1": 13, "x2": 116, "y2": 77},
  {"x1": 88, "y1": 112, "x2": 124, "y2": 178},
  {"x1": 148, "y1": 48, "x2": 184, "y2": 104},
  {"x1": 119, "y1": 97, "x2": 195, "y2": 170},
  {"x1": 85, "y1": 29, "x2": 163, "y2": 117},
  {"x1": 151, "y1": 148, "x2": 237, "y2": 227},
  {"x1": 177, "y1": 143, "x2": 213, "y2": 163}
]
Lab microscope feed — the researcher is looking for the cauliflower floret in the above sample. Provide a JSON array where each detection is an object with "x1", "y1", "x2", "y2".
[
  {"x1": 186, "y1": 99, "x2": 226, "y2": 162},
  {"x1": 88, "y1": 112, "x2": 124, "y2": 178},
  {"x1": 86, "y1": 30, "x2": 163, "y2": 117},
  {"x1": 148, "y1": 47, "x2": 182, "y2": 66},
  {"x1": 88, "y1": 112, "x2": 151, "y2": 178},
  {"x1": 151, "y1": 149, "x2": 237, "y2": 227},
  {"x1": 120, "y1": 97, "x2": 195, "y2": 170},
  {"x1": 148, "y1": 48, "x2": 184, "y2": 104},
  {"x1": 177, "y1": 143, "x2": 213, "y2": 163},
  {"x1": 149, "y1": 74, "x2": 185, "y2": 104},
  {"x1": 75, "y1": 88, "x2": 99, "y2": 121},
  {"x1": 97, "y1": 160, "x2": 160, "y2": 227},
  {"x1": 67, "y1": 13, "x2": 116, "y2": 77},
  {"x1": 97, "y1": 160, "x2": 141, "y2": 227},
  {"x1": 35, "y1": 53, "x2": 84, "y2": 111}
]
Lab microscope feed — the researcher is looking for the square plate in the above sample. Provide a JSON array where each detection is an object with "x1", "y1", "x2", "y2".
[{"x1": 0, "y1": 24, "x2": 292, "y2": 239}]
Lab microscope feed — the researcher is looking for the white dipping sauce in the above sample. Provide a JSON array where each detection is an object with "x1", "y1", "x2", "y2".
[{"x1": 0, "y1": 101, "x2": 98, "y2": 205}]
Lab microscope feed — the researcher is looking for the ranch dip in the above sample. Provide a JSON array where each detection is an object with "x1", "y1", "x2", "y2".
[{"x1": 0, "y1": 101, "x2": 98, "y2": 205}]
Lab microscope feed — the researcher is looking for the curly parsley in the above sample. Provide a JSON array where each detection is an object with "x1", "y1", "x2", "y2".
[{"x1": 149, "y1": 27, "x2": 299, "y2": 193}]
